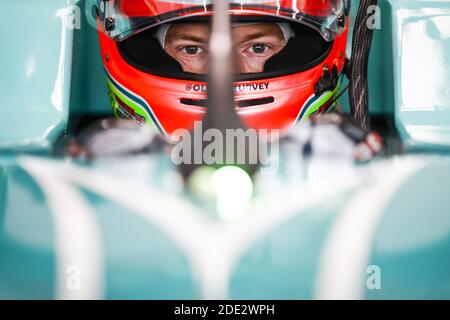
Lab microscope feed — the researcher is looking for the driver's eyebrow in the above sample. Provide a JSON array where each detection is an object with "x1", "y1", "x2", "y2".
[
  {"x1": 169, "y1": 34, "x2": 209, "y2": 44},
  {"x1": 235, "y1": 31, "x2": 284, "y2": 46}
]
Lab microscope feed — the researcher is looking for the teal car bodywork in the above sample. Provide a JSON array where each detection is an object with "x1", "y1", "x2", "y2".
[{"x1": 0, "y1": 0, "x2": 450, "y2": 299}]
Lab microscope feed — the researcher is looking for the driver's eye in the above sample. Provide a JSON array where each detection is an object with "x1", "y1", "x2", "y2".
[
  {"x1": 250, "y1": 44, "x2": 268, "y2": 54},
  {"x1": 183, "y1": 46, "x2": 202, "y2": 55}
]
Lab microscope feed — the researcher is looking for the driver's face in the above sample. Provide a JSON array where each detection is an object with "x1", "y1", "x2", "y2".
[{"x1": 164, "y1": 23, "x2": 287, "y2": 74}]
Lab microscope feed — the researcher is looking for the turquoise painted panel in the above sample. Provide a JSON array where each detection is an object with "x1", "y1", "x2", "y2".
[
  {"x1": 0, "y1": 165, "x2": 56, "y2": 299},
  {"x1": 229, "y1": 203, "x2": 343, "y2": 299},
  {"x1": 81, "y1": 190, "x2": 196, "y2": 299},
  {"x1": 368, "y1": 160, "x2": 450, "y2": 299},
  {"x1": 340, "y1": 0, "x2": 395, "y2": 116},
  {"x1": 0, "y1": 152, "x2": 449, "y2": 299},
  {"x1": 69, "y1": 0, "x2": 111, "y2": 116},
  {"x1": 391, "y1": 1, "x2": 450, "y2": 148},
  {"x1": 0, "y1": 0, "x2": 74, "y2": 151}
]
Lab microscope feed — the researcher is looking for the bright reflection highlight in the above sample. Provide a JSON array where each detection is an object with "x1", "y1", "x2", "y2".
[
  {"x1": 187, "y1": 166, "x2": 254, "y2": 220},
  {"x1": 187, "y1": 166, "x2": 217, "y2": 202},
  {"x1": 212, "y1": 166, "x2": 253, "y2": 221}
]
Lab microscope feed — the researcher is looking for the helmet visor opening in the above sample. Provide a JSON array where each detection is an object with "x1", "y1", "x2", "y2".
[{"x1": 117, "y1": 20, "x2": 333, "y2": 81}]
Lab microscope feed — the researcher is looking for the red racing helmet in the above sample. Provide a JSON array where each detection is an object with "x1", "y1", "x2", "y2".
[{"x1": 89, "y1": 0, "x2": 349, "y2": 137}]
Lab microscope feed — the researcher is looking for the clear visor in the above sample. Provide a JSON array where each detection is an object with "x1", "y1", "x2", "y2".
[{"x1": 87, "y1": 0, "x2": 346, "y2": 41}]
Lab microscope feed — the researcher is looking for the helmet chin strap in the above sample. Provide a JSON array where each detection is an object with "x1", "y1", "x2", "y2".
[{"x1": 154, "y1": 22, "x2": 295, "y2": 49}]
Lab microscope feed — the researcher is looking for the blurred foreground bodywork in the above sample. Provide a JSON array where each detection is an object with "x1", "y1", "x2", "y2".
[{"x1": 0, "y1": 0, "x2": 450, "y2": 299}]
